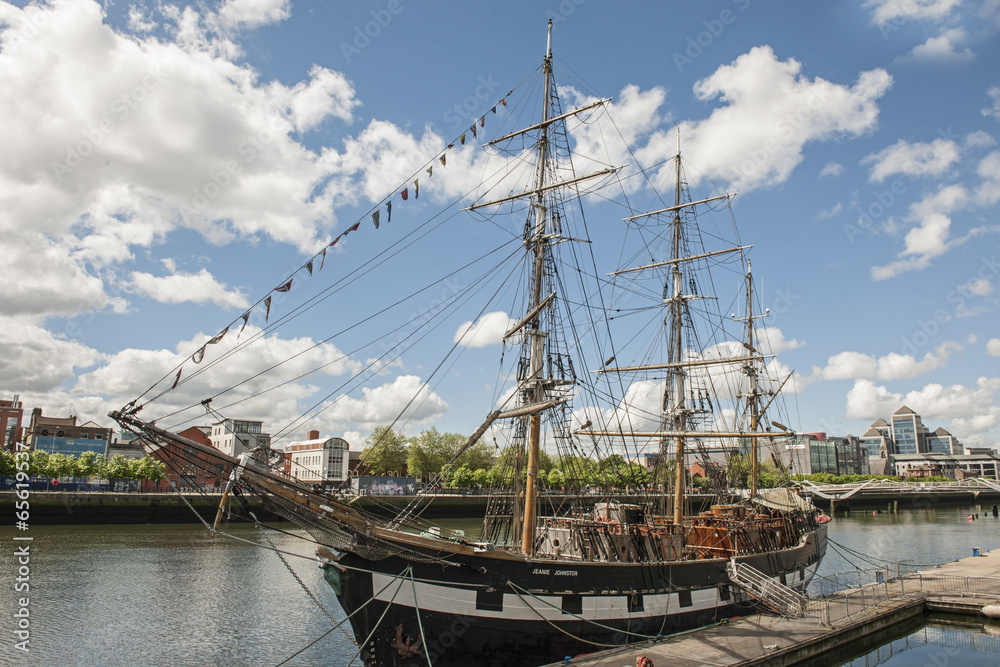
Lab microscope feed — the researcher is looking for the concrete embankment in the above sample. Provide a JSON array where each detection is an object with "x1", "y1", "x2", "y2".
[
  {"x1": 0, "y1": 490, "x2": 495, "y2": 524},
  {"x1": 1, "y1": 491, "x2": 718, "y2": 525}
]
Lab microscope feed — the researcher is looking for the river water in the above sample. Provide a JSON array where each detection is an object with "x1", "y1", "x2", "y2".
[{"x1": 1, "y1": 502, "x2": 999, "y2": 666}]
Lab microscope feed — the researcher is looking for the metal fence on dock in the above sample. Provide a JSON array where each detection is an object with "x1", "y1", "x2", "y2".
[{"x1": 807, "y1": 568, "x2": 1000, "y2": 626}]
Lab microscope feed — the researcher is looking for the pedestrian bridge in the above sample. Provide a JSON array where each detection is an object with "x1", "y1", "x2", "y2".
[{"x1": 796, "y1": 477, "x2": 1000, "y2": 501}]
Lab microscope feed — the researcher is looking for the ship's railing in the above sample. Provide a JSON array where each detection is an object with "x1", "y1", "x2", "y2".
[{"x1": 806, "y1": 569, "x2": 1000, "y2": 626}]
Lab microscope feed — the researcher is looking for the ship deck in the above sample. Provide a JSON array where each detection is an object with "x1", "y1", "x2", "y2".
[{"x1": 546, "y1": 547, "x2": 1000, "y2": 666}]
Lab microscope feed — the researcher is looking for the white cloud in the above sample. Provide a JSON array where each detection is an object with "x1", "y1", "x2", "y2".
[
  {"x1": 453, "y1": 311, "x2": 517, "y2": 348},
  {"x1": 128, "y1": 265, "x2": 250, "y2": 308},
  {"x1": 845, "y1": 376, "x2": 1000, "y2": 442},
  {"x1": 818, "y1": 202, "x2": 843, "y2": 219},
  {"x1": 871, "y1": 184, "x2": 970, "y2": 280},
  {"x1": 0, "y1": 0, "x2": 365, "y2": 324},
  {"x1": 810, "y1": 351, "x2": 878, "y2": 381},
  {"x1": 758, "y1": 327, "x2": 805, "y2": 354},
  {"x1": 960, "y1": 277, "x2": 993, "y2": 297},
  {"x1": 863, "y1": 0, "x2": 962, "y2": 26},
  {"x1": 819, "y1": 161, "x2": 845, "y2": 178},
  {"x1": 975, "y1": 151, "x2": 1000, "y2": 205},
  {"x1": 982, "y1": 86, "x2": 1000, "y2": 120},
  {"x1": 987, "y1": 339, "x2": 1000, "y2": 356},
  {"x1": 874, "y1": 341, "x2": 961, "y2": 380},
  {"x1": 0, "y1": 317, "x2": 103, "y2": 392},
  {"x1": 806, "y1": 341, "x2": 962, "y2": 384},
  {"x1": 862, "y1": 138, "x2": 960, "y2": 182},
  {"x1": 325, "y1": 374, "x2": 449, "y2": 428},
  {"x1": 897, "y1": 29, "x2": 975, "y2": 63},
  {"x1": 216, "y1": 0, "x2": 290, "y2": 31},
  {"x1": 670, "y1": 46, "x2": 891, "y2": 192},
  {"x1": 965, "y1": 131, "x2": 996, "y2": 148}
]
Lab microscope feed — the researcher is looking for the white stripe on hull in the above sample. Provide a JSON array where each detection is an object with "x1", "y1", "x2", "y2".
[{"x1": 372, "y1": 573, "x2": 727, "y2": 622}]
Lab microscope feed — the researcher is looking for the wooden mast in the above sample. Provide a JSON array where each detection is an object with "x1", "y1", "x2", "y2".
[
  {"x1": 670, "y1": 134, "x2": 687, "y2": 525},
  {"x1": 520, "y1": 19, "x2": 553, "y2": 555},
  {"x1": 747, "y1": 262, "x2": 760, "y2": 497}
]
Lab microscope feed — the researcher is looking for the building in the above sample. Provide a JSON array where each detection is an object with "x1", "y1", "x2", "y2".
[
  {"x1": 890, "y1": 406, "x2": 930, "y2": 455},
  {"x1": 860, "y1": 406, "x2": 967, "y2": 470},
  {"x1": 209, "y1": 419, "x2": 270, "y2": 458},
  {"x1": 860, "y1": 418, "x2": 893, "y2": 458},
  {"x1": 285, "y1": 430, "x2": 350, "y2": 489},
  {"x1": 24, "y1": 408, "x2": 112, "y2": 457},
  {"x1": 892, "y1": 453, "x2": 1000, "y2": 480},
  {"x1": 781, "y1": 433, "x2": 869, "y2": 477},
  {"x1": 147, "y1": 426, "x2": 230, "y2": 492},
  {"x1": 926, "y1": 427, "x2": 962, "y2": 455},
  {"x1": 0, "y1": 396, "x2": 23, "y2": 450}
]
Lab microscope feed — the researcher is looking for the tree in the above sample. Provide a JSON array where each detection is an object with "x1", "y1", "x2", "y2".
[
  {"x1": 74, "y1": 451, "x2": 102, "y2": 479},
  {"x1": 105, "y1": 454, "x2": 131, "y2": 480},
  {"x1": 546, "y1": 468, "x2": 566, "y2": 488},
  {"x1": 407, "y1": 428, "x2": 465, "y2": 480},
  {"x1": 450, "y1": 464, "x2": 477, "y2": 488},
  {"x1": 361, "y1": 425, "x2": 409, "y2": 475},
  {"x1": 0, "y1": 450, "x2": 14, "y2": 477}
]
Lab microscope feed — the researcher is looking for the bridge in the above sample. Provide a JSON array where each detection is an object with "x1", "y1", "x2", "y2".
[{"x1": 796, "y1": 477, "x2": 1000, "y2": 506}]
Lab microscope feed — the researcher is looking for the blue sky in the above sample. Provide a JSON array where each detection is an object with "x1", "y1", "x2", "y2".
[{"x1": 1, "y1": 0, "x2": 999, "y2": 452}]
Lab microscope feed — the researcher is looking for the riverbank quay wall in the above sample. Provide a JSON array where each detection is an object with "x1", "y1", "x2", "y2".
[
  {"x1": 549, "y1": 550, "x2": 1000, "y2": 666},
  {"x1": 0, "y1": 491, "x2": 720, "y2": 525}
]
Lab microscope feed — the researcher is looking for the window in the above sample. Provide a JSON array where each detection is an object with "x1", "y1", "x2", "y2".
[
  {"x1": 678, "y1": 590, "x2": 692, "y2": 608},
  {"x1": 627, "y1": 593, "x2": 644, "y2": 613}
]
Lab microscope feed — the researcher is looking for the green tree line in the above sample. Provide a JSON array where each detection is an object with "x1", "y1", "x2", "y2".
[
  {"x1": 360, "y1": 425, "x2": 653, "y2": 490},
  {"x1": 0, "y1": 450, "x2": 166, "y2": 482}
]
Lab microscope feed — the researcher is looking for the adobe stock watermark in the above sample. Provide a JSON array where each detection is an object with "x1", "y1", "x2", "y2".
[
  {"x1": 545, "y1": 0, "x2": 588, "y2": 24},
  {"x1": 442, "y1": 75, "x2": 502, "y2": 131},
  {"x1": 898, "y1": 254, "x2": 999, "y2": 356},
  {"x1": 673, "y1": 0, "x2": 752, "y2": 73},
  {"x1": 843, "y1": 180, "x2": 906, "y2": 244},
  {"x1": 339, "y1": 0, "x2": 410, "y2": 64},
  {"x1": 3, "y1": 3, "x2": 50, "y2": 46},
  {"x1": 50, "y1": 69, "x2": 164, "y2": 178}
]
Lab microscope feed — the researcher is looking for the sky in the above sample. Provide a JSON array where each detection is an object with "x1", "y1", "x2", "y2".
[{"x1": 1, "y1": 0, "x2": 999, "y2": 452}]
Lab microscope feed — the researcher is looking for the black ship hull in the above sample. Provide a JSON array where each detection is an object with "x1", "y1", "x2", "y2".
[{"x1": 324, "y1": 525, "x2": 827, "y2": 666}]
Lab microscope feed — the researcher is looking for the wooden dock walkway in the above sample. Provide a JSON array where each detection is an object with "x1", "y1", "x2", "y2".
[{"x1": 549, "y1": 548, "x2": 1000, "y2": 666}]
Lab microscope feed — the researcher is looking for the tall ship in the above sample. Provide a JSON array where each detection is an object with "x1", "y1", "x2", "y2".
[{"x1": 113, "y1": 21, "x2": 826, "y2": 667}]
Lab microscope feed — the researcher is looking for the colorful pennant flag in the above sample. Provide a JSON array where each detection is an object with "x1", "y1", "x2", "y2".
[
  {"x1": 491, "y1": 105, "x2": 497, "y2": 115},
  {"x1": 208, "y1": 326, "x2": 229, "y2": 344},
  {"x1": 459, "y1": 134, "x2": 466, "y2": 145},
  {"x1": 471, "y1": 124, "x2": 477, "y2": 139},
  {"x1": 480, "y1": 116, "x2": 485, "y2": 128},
  {"x1": 401, "y1": 188, "x2": 408, "y2": 201},
  {"x1": 501, "y1": 97, "x2": 507, "y2": 107},
  {"x1": 349, "y1": 222, "x2": 360, "y2": 232},
  {"x1": 319, "y1": 248, "x2": 328, "y2": 271},
  {"x1": 171, "y1": 368, "x2": 182, "y2": 389},
  {"x1": 306, "y1": 260, "x2": 313, "y2": 276},
  {"x1": 264, "y1": 295, "x2": 272, "y2": 322},
  {"x1": 414, "y1": 179, "x2": 419, "y2": 199},
  {"x1": 439, "y1": 154, "x2": 446, "y2": 166},
  {"x1": 426, "y1": 166, "x2": 433, "y2": 177},
  {"x1": 275, "y1": 279, "x2": 293, "y2": 293},
  {"x1": 238, "y1": 311, "x2": 250, "y2": 338},
  {"x1": 372, "y1": 209, "x2": 380, "y2": 229},
  {"x1": 192, "y1": 345, "x2": 206, "y2": 364},
  {"x1": 387, "y1": 201, "x2": 392, "y2": 222}
]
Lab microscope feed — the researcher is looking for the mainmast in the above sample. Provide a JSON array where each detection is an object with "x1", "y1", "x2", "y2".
[{"x1": 520, "y1": 18, "x2": 554, "y2": 555}]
